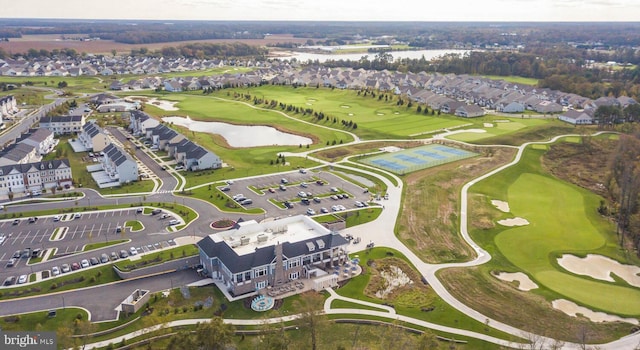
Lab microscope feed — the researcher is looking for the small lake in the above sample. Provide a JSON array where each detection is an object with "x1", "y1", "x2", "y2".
[
  {"x1": 275, "y1": 49, "x2": 473, "y2": 63},
  {"x1": 162, "y1": 116, "x2": 312, "y2": 148}
]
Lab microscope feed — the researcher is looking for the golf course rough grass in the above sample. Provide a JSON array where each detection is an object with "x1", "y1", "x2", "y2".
[{"x1": 474, "y1": 147, "x2": 640, "y2": 317}]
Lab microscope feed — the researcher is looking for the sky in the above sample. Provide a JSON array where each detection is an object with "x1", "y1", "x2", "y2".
[{"x1": 3, "y1": 0, "x2": 640, "y2": 22}]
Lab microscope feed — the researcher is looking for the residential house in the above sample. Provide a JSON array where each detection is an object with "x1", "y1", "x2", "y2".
[
  {"x1": 164, "y1": 80, "x2": 183, "y2": 92},
  {"x1": 16, "y1": 128, "x2": 56, "y2": 155},
  {"x1": 455, "y1": 104, "x2": 485, "y2": 118},
  {"x1": 197, "y1": 215, "x2": 349, "y2": 296},
  {"x1": 0, "y1": 95, "x2": 17, "y2": 119},
  {"x1": 128, "y1": 110, "x2": 160, "y2": 136},
  {"x1": 39, "y1": 115, "x2": 85, "y2": 135},
  {"x1": 558, "y1": 109, "x2": 594, "y2": 125},
  {"x1": 0, "y1": 159, "x2": 72, "y2": 195},
  {"x1": 0, "y1": 143, "x2": 39, "y2": 166},
  {"x1": 146, "y1": 124, "x2": 184, "y2": 150},
  {"x1": 101, "y1": 144, "x2": 138, "y2": 184},
  {"x1": 78, "y1": 121, "x2": 110, "y2": 152}
]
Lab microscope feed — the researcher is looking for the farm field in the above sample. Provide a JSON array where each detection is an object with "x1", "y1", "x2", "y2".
[
  {"x1": 470, "y1": 145, "x2": 640, "y2": 316},
  {"x1": 0, "y1": 34, "x2": 310, "y2": 55},
  {"x1": 217, "y1": 86, "x2": 470, "y2": 139}
]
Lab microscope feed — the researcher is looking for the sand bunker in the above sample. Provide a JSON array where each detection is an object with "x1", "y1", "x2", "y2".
[
  {"x1": 376, "y1": 113, "x2": 384, "y2": 116},
  {"x1": 483, "y1": 123, "x2": 494, "y2": 128},
  {"x1": 306, "y1": 103, "x2": 312, "y2": 106},
  {"x1": 557, "y1": 254, "x2": 640, "y2": 288},
  {"x1": 494, "y1": 272, "x2": 538, "y2": 291},
  {"x1": 552, "y1": 299, "x2": 638, "y2": 325},
  {"x1": 348, "y1": 113, "x2": 354, "y2": 116},
  {"x1": 393, "y1": 112, "x2": 399, "y2": 115},
  {"x1": 497, "y1": 217, "x2": 529, "y2": 227},
  {"x1": 129, "y1": 96, "x2": 178, "y2": 111},
  {"x1": 341, "y1": 105, "x2": 350, "y2": 108},
  {"x1": 491, "y1": 200, "x2": 510, "y2": 213}
]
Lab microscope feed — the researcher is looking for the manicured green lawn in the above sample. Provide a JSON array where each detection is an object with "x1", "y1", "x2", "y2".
[
  {"x1": 114, "y1": 245, "x2": 199, "y2": 272},
  {"x1": 125, "y1": 220, "x2": 144, "y2": 232},
  {"x1": 471, "y1": 146, "x2": 640, "y2": 316},
  {"x1": 217, "y1": 86, "x2": 470, "y2": 139},
  {"x1": 83, "y1": 239, "x2": 130, "y2": 252},
  {"x1": 447, "y1": 117, "x2": 549, "y2": 142}
]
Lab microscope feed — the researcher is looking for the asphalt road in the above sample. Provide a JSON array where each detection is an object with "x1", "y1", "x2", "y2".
[{"x1": 0, "y1": 269, "x2": 201, "y2": 321}]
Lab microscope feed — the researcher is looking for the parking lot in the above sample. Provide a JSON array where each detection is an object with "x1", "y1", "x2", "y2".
[
  {"x1": 220, "y1": 169, "x2": 377, "y2": 218},
  {"x1": 0, "y1": 207, "x2": 184, "y2": 282}
]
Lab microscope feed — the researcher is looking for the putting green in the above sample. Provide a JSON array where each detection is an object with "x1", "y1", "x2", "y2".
[{"x1": 484, "y1": 149, "x2": 640, "y2": 316}]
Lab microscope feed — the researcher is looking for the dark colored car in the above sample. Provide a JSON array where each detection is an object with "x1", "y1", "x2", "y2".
[
  {"x1": 90, "y1": 257, "x2": 100, "y2": 265},
  {"x1": 100, "y1": 254, "x2": 109, "y2": 263},
  {"x1": 3, "y1": 276, "x2": 16, "y2": 286},
  {"x1": 71, "y1": 262, "x2": 81, "y2": 270}
]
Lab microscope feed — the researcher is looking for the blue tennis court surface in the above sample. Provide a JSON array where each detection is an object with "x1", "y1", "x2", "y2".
[{"x1": 361, "y1": 144, "x2": 478, "y2": 174}]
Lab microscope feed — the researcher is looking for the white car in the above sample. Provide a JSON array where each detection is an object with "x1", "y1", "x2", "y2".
[
  {"x1": 0, "y1": 233, "x2": 5, "y2": 245},
  {"x1": 53, "y1": 215, "x2": 61, "y2": 222},
  {"x1": 130, "y1": 247, "x2": 138, "y2": 255},
  {"x1": 168, "y1": 219, "x2": 180, "y2": 225},
  {"x1": 74, "y1": 213, "x2": 82, "y2": 219},
  {"x1": 17, "y1": 274, "x2": 28, "y2": 284},
  {"x1": 80, "y1": 259, "x2": 90, "y2": 268},
  {"x1": 306, "y1": 208, "x2": 316, "y2": 216},
  {"x1": 51, "y1": 266, "x2": 60, "y2": 276}
]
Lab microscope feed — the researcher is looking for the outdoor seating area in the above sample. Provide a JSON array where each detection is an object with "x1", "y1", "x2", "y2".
[
  {"x1": 266, "y1": 281, "x2": 305, "y2": 297},
  {"x1": 250, "y1": 294, "x2": 275, "y2": 312},
  {"x1": 333, "y1": 257, "x2": 361, "y2": 278}
]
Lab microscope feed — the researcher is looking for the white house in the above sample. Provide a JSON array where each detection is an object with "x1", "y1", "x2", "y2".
[
  {"x1": 17, "y1": 128, "x2": 56, "y2": 155},
  {"x1": 102, "y1": 144, "x2": 138, "y2": 184},
  {"x1": 129, "y1": 110, "x2": 159, "y2": 136},
  {"x1": 39, "y1": 115, "x2": 85, "y2": 135},
  {"x1": 78, "y1": 121, "x2": 110, "y2": 152},
  {"x1": 455, "y1": 104, "x2": 485, "y2": 118},
  {"x1": 558, "y1": 109, "x2": 594, "y2": 125},
  {"x1": 0, "y1": 159, "x2": 72, "y2": 195}
]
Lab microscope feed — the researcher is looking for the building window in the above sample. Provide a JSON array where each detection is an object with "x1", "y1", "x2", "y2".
[{"x1": 255, "y1": 267, "x2": 267, "y2": 277}]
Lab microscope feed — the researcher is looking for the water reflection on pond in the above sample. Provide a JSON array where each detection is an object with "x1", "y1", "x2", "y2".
[{"x1": 162, "y1": 116, "x2": 312, "y2": 147}]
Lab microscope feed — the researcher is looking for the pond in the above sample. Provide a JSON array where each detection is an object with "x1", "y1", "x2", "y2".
[
  {"x1": 162, "y1": 116, "x2": 312, "y2": 148},
  {"x1": 273, "y1": 49, "x2": 474, "y2": 63}
]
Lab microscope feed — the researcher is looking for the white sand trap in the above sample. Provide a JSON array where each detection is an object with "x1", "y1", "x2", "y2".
[
  {"x1": 306, "y1": 103, "x2": 313, "y2": 106},
  {"x1": 494, "y1": 120, "x2": 511, "y2": 123},
  {"x1": 557, "y1": 254, "x2": 640, "y2": 288},
  {"x1": 394, "y1": 112, "x2": 399, "y2": 115},
  {"x1": 552, "y1": 299, "x2": 638, "y2": 325},
  {"x1": 497, "y1": 217, "x2": 529, "y2": 226},
  {"x1": 484, "y1": 123, "x2": 494, "y2": 127},
  {"x1": 307, "y1": 99, "x2": 317, "y2": 102},
  {"x1": 376, "y1": 113, "x2": 384, "y2": 116},
  {"x1": 129, "y1": 96, "x2": 178, "y2": 111},
  {"x1": 491, "y1": 200, "x2": 510, "y2": 213},
  {"x1": 341, "y1": 105, "x2": 350, "y2": 108},
  {"x1": 495, "y1": 272, "x2": 538, "y2": 291},
  {"x1": 348, "y1": 113, "x2": 354, "y2": 116}
]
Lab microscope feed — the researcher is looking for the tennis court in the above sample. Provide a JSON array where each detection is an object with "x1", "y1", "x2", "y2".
[{"x1": 360, "y1": 144, "x2": 478, "y2": 174}]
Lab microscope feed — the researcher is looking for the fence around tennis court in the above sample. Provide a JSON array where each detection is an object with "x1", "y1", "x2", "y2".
[{"x1": 359, "y1": 144, "x2": 479, "y2": 175}]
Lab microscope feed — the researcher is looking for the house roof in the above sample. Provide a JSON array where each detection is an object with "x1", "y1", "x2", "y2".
[{"x1": 197, "y1": 215, "x2": 348, "y2": 274}]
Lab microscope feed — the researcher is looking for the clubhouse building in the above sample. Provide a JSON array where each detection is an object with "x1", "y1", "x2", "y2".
[{"x1": 197, "y1": 215, "x2": 350, "y2": 297}]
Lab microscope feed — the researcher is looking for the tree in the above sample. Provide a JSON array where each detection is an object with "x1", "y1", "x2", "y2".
[
  {"x1": 194, "y1": 316, "x2": 235, "y2": 350},
  {"x1": 293, "y1": 291, "x2": 326, "y2": 350},
  {"x1": 416, "y1": 331, "x2": 440, "y2": 350},
  {"x1": 74, "y1": 319, "x2": 97, "y2": 350}
]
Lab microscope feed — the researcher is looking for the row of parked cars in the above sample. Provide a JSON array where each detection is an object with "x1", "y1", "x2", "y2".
[{"x1": 2, "y1": 248, "x2": 138, "y2": 287}]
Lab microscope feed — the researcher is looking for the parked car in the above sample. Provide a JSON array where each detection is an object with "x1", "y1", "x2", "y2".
[
  {"x1": 268, "y1": 188, "x2": 275, "y2": 193},
  {"x1": 241, "y1": 199, "x2": 253, "y2": 205},
  {"x1": 0, "y1": 233, "x2": 6, "y2": 245},
  {"x1": 17, "y1": 275, "x2": 28, "y2": 284},
  {"x1": 279, "y1": 184, "x2": 287, "y2": 191},
  {"x1": 168, "y1": 219, "x2": 180, "y2": 225},
  {"x1": 28, "y1": 217, "x2": 37, "y2": 223},
  {"x1": 299, "y1": 169, "x2": 307, "y2": 174},
  {"x1": 313, "y1": 197, "x2": 321, "y2": 203},
  {"x1": 306, "y1": 208, "x2": 316, "y2": 216},
  {"x1": 74, "y1": 213, "x2": 82, "y2": 219},
  {"x1": 110, "y1": 252, "x2": 119, "y2": 260},
  {"x1": 316, "y1": 180, "x2": 325, "y2": 185},
  {"x1": 12, "y1": 250, "x2": 21, "y2": 259},
  {"x1": 115, "y1": 226, "x2": 122, "y2": 233},
  {"x1": 300, "y1": 182, "x2": 308, "y2": 188},
  {"x1": 80, "y1": 259, "x2": 90, "y2": 268},
  {"x1": 221, "y1": 186, "x2": 231, "y2": 192},
  {"x1": 3, "y1": 276, "x2": 16, "y2": 286},
  {"x1": 12, "y1": 219, "x2": 20, "y2": 225},
  {"x1": 90, "y1": 257, "x2": 100, "y2": 265},
  {"x1": 129, "y1": 247, "x2": 138, "y2": 255},
  {"x1": 6, "y1": 258, "x2": 16, "y2": 267},
  {"x1": 281, "y1": 178, "x2": 288, "y2": 184},
  {"x1": 151, "y1": 209, "x2": 162, "y2": 215},
  {"x1": 61, "y1": 264, "x2": 71, "y2": 273},
  {"x1": 51, "y1": 266, "x2": 60, "y2": 276},
  {"x1": 320, "y1": 207, "x2": 329, "y2": 213},
  {"x1": 53, "y1": 215, "x2": 61, "y2": 222},
  {"x1": 120, "y1": 250, "x2": 129, "y2": 259},
  {"x1": 136, "y1": 208, "x2": 144, "y2": 214}
]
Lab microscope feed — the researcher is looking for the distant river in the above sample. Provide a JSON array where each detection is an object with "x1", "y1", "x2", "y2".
[
  {"x1": 273, "y1": 49, "x2": 473, "y2": 63},
  {"x1": 162, "y1": 116, "x2": 312, "y2": 148}
]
